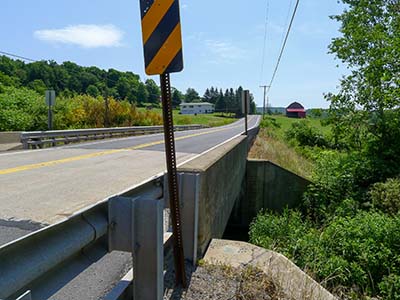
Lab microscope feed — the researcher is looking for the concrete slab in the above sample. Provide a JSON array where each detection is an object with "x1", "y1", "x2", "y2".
[
  {"x1": 204, "y1": 239, "x2": 337, "y2": 300},
  {"x1": 0, "y1": 143, "x2": 22, "y2": 152}
]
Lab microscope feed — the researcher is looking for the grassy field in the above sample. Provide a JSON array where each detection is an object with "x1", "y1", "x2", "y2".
[
  {"x1": 137, "y1": 108, "x2": 237, "y2": 127},
  {"x1": 265, "y1": 115, "x2": 331, "y2": 138}
]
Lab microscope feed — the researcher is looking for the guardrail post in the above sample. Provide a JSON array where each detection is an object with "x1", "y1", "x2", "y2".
[
  {"x1": 109, "y1": 196, "x2": 163, "y2": 300},
  {"x1": 179, "y1": 173, "x2": 200, "y2": 265}
]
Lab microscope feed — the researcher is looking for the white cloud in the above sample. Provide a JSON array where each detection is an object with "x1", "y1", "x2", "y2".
[
  {"x1": 34, "y1": 24, "x2": 124, "y2": 48},
  {"x1": 205, "y1": 40, "x2": 246, "y2": 63}
]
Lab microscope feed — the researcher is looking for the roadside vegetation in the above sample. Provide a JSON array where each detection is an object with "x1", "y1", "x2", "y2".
[
  {"x1": 0, "y1": 56, "x2": 256, "y2": 131},
  {"x1": 0, "y1": 86, "x2": 237, "y2": 131},
  {"x1": 249, "y1": 1, "x2": 400, "y2": 299},
  {"x1": 248, "y1": 116, "x2": 319, "y2": 179}
]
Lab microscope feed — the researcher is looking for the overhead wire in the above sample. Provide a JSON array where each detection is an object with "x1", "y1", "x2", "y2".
[
  {"x1": 259, "y1": 0, "x2": 270, "y2": 84},
  {"x1": 267, "y1": 0, "x2": 300, "y2": 91},
  {"x1": 0, "y1": 50, "x2": 36, "y2": 62},
  {"x1": 0, "y1": 49, "x2": 121, "y2": 86}
]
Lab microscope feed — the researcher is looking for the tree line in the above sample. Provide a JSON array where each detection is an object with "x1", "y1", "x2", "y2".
[
  {"x1": 0, "y1": 56, "x2": 256, "y2": 115},
  {"x1": 184, "y1": 86, "x2": 257, "y2": 115},
  {"x1": 0, "y1": 56, "x2": 163, "y2": 106}
]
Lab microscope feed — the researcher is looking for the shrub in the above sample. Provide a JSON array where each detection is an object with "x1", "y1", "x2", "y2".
[
  {"x1": 0, "y1": 86, "x2": 47, "y2": 131},
  {"x1": 260, "y1": 117, "x2": 281, "y2": 130},
  {"x1": 302, "y1": 150, "x2": 380, "y2": 223},
  {"x1": 249, "y1": 209, "x2": 317, "y2": 259},
  {"x1": 285, "y1": 121, "x2": 328, "y2": 148},
  {"x1": 379, "y1": 274, "x2": 400, "y2": 300},
  {"x1": 249, "y1": 210, "x2": 400, "y2": 298},
  {"x1": 369, "y1": 178, "x2": 400, "y2": 215}
]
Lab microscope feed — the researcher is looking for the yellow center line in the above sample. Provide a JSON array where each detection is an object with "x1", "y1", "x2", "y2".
[{"x1": 0, "y1": 123, "x2": 245, "y2": 176}]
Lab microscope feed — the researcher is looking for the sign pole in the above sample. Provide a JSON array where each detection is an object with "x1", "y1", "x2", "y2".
[
  {"x1": 139, "y1": 0, "x2": 186, "y2": 287},
  {"x1": 160, "y1": 73, "x2": 187, "y2": 288},
  {"x1": 244, "y1": 90, "x2": 249, "y2": 135},
  {"x1": 45, "y1": 90, "x2": 55, "y2": 130},
  {"x1": 48, "y1": 105, "x2": 52, "y2": 130}
]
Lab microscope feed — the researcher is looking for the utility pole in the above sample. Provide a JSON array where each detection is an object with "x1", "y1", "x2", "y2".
[
  {"x1": 260, "y1": 85, "x2": 270, "y2": 118},
  {"x1": 104, "y1": 73, "x2": 110, "y2": 128}
]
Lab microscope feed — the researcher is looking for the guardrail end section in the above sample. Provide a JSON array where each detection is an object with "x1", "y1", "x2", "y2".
[{"x1": 108, "y1": 196, "x2": 164, "y2": 300}]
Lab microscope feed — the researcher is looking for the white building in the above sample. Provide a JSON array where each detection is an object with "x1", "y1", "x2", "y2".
[{"x1": 180, "y1": 102, "x2": 214, "y2": 115}]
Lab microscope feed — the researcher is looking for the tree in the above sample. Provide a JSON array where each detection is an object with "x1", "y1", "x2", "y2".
[
  {"x1": 327, "y1": 0, "x2": 400, "y2": 178},
  {"x1": 86, "y1": 85, "x2": 100, "y2": 98},
  {"x1": 215, "y1": 89, "x2": 226, "y2": 112},
  {"x1": 145, "y1": 79, "x2": 161, "y2": 104},
  {"x1": 171, "y1": 88, "x2": 183, "y2": 108},
  {"x1": 27, "y1": 79, "x2": 47, "y2": 95},
  {"x1": 136, "y1": 82, "x2": 149, "y2": 105},
  {"x1": 184, "y1": 88, "x2": 200, "y2": 103},
  {"x1": 203, "y1": 88, "x2": 211, "y2": 102}
]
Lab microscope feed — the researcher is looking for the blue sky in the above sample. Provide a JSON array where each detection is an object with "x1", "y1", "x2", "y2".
[{"x1": 1, "y1": 0, "x2": 346, "y2": 108}]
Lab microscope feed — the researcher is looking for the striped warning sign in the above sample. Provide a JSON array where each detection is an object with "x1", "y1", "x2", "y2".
[{"x1": 139, "y1": 0, "x2": 184, "y2": 75}]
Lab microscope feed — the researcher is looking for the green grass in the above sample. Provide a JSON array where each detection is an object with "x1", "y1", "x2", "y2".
[
  {"x1": 266, "y1": 115, "x2": 331, "y2": 138},
  {"x1": 249, "y1": 115, "x2": 331, "y2": 179},
  {"x1": 249, "y1": 128, "x2": 314, "y2": 179},
  {"x1": 137, "y1": 108, "x2": 237, "y2": 127}
]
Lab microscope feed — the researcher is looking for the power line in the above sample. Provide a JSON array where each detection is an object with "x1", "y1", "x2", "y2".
[
  {"x1": 279, "y1": 0, "x2": 294, "y2": 53},
  {"x1": 268, "y1": 0, "x2": 300, "y2": 91},
  {"x1": 0, "y1": 49, "x2": 122, "y2": 86},
  {"x1": 259, "y1": 0, "x2": 270, "y2": 84},
  {"x1": 0, "y1": 50, "x2": 37, "y2": 62}
]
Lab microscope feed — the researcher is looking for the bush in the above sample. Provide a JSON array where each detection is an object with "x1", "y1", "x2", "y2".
[
  {"x1": 369, "y1": 178, "x2": 400, "y2": 215},
  {"x1": 285, "y1": 121, "x2": 328, "y2": 148},
  {"x1": 379, "y1": 274, "x2": 400, "y2": 300},
  {"x1": 249, "y1": 209, "x2": 316, "y2": 259},
  {"x1": 260, "y1": 117, "x2": 281, "y2": 130},
  {"x1": 249, "y1": 210, "x2": 400, "y2": 298},
  {"x1": 0, "y1": 86, "x2": 47, "y2": 131},
  {"x1": 301, "y1": 150, "x2": 383, "y2": 223}
]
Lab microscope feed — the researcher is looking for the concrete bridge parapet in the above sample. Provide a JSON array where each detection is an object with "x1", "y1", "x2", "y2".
[{"x1": 177, "y1": 135, "x2": 248, "y2": 262}]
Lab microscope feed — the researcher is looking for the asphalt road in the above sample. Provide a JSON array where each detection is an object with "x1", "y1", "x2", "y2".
[
  {"x1": 0, "y1": 115, "x2": 259, "y2": 245},
  {"x1": 0, "y1": 115, "x2": 259, "y2": 300}
]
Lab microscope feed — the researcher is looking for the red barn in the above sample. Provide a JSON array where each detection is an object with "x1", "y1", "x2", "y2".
[{"x1": 286, "y1": 102, "x2": 306, "y2": 118}]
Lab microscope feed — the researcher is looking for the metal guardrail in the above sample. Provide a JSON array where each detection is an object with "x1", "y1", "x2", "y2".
[
  {"x1": 0, "y1": 177, "x2": 164, "y2": 300},
  {"x1": 20, "y1": 125, "x2": 207, "y2": 149}
]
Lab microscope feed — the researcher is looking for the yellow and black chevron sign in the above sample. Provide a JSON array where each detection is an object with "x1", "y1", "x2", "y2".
[{"x1": 139, "y1": 0, "x2": 184, "y2": 75}]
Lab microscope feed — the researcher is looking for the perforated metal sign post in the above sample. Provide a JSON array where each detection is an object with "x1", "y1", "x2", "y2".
[{"x1": 139, "y1": 0, "x2": 186, "y2": 288}]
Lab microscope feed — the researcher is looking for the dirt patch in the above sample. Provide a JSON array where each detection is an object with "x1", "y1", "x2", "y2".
[{"x1": 164, "y1": 262, "x2": 288, "y2": 300}]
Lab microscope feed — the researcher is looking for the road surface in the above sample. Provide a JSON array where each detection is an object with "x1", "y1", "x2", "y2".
[
  {"x1": 0, "y1": 115, "x2": 259, "y2": 245},
  {"x1": 0, "y1": 115, "x2": 260, "y2": 300}
]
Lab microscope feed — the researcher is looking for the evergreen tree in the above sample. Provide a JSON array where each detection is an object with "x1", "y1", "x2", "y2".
[
  {"x1": 184, "y1": 88, "x2": 200, "y2": 103},
  {"x1": 203, "y1": 88, "x2": 211, "y2": 103},
  {"x1": 171, "y1": 88, "x2": 184, "y2": 108}
]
